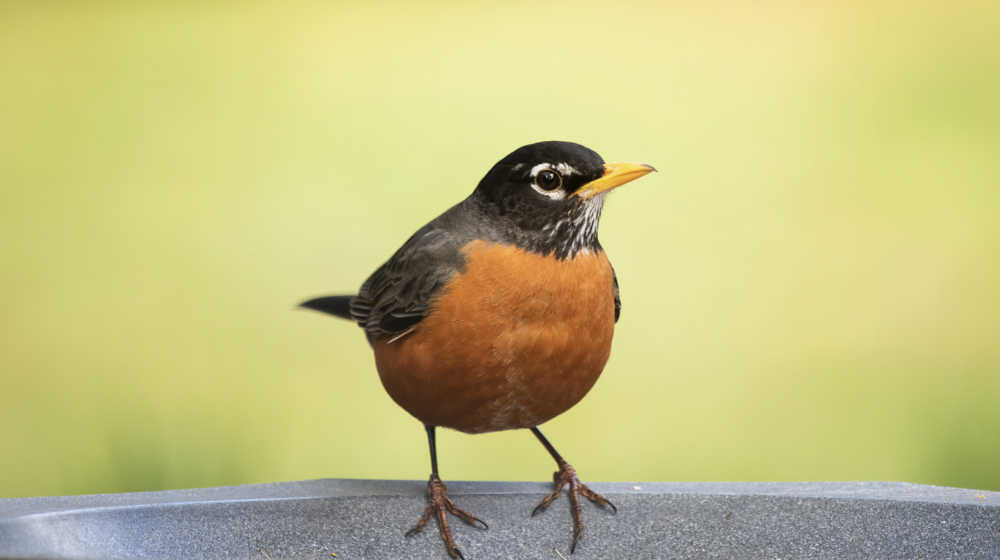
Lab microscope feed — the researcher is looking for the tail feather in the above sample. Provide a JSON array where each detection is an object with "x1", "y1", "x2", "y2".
[{"x1": 300, "y1": 295, "x2": 355, "y2": 321}]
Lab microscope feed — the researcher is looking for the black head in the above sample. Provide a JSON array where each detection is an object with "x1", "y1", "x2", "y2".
[{"x1": 469, "y1": 141, "x2": 654, "y2": 259}]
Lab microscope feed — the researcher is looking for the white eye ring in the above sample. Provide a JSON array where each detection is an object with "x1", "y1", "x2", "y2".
[
  {"x1": 529, "y1": 164, "x2": 567, "y2": 200},
  {"x1": 529, "y1": 182, "x2": 565, "y2": 200}
]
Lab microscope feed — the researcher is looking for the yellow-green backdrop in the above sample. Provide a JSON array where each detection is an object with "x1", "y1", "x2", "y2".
[{"x1": 1, "y1": 1, "x2": 998, "y2": 499}]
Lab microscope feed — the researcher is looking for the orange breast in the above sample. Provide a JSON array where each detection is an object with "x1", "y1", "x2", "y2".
[{"x1": 372, "y1": 240, "x2": 616, "y2": 434}]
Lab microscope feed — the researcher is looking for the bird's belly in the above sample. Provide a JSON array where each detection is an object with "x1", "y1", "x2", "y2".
[{"x1": 372, "y1": 241, "x2": 616, "y2": 434}]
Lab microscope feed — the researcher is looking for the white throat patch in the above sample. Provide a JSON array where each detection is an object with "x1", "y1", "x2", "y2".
[{"x1": 539, "y1": 192, "x2": 606, "y2": 257}]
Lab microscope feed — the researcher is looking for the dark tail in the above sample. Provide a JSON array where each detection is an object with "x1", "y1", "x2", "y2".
[{"x1": 300, "y1": 295, "x2": 355, "y2": 321}]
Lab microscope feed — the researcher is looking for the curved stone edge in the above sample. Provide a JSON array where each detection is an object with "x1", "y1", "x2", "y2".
[
  {"x1": 2, "y1": 479, "x2": 997, "y2": 519},
  {"x1": 1, "y1": 480, "x2": 999, "y2": 560}
]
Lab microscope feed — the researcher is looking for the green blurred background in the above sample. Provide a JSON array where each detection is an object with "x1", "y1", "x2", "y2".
[{"x1": 1, "y1": 1, "x2": 998, "y2": 499}]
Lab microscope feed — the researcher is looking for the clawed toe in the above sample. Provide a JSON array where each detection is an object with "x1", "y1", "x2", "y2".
[
  {"x1": 407, "y1": 474, "x2": 487, "y2": 558},
  {"x1": 531, "y1": 459, "x2": 616, "y2": 554},
  {"x1": 571, "y1": 526, "x2": 584, "y2": 554}
]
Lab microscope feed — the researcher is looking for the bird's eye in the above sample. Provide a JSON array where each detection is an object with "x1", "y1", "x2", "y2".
[{"x1": 535, "y1": 169, "x2": 562, "y2": 191}]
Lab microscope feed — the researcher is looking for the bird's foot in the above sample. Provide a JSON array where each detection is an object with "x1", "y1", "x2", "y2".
[
  {"x1": 405, "y1": 474, "x2": 488, "y2": 559},
  {"x1": 531, "y1": 459, "x2": 617, "y2": 554}
]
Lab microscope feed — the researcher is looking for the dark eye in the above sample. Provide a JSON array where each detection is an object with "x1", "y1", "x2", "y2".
[{"x1": 535, "y1": 169, "x2": 562, "y2": 191}]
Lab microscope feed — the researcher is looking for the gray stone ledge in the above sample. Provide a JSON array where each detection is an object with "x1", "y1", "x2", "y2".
[{"x1": 1, "y1": 479, "x2": 998, "y2": 559}]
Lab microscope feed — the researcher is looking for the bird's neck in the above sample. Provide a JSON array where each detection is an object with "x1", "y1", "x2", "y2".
[{"x1": 468, "y1": 193, "x2": 606, "y2": 260}]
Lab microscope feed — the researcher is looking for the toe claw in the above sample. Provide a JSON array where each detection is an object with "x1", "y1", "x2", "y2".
[
  {"x1": 570, "y1": 526, "x2": 584, "y2": 554},
  {"x1": 532, "y1": 460, "x2": 615, "y2": 555},
  {"x1": 412, "y1": 475, "x2": 482, "y2": 558}
]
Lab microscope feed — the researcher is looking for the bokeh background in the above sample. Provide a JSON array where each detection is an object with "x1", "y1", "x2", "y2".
[{"x1": 1, "y1": 0, "x2": 998, "y2": 500}]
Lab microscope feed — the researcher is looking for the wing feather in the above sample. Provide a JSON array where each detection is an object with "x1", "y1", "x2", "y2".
[
  {"x1": 350, "y1": 225, "x2": 468, "y2": 338},
  {"x1": 612, "y1": 265, "x2": 621, "y2": 323}
]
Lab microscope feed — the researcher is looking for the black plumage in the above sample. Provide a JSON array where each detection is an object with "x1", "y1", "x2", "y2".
[{"x1": 299, "y1": 295, "x2": 353, "y2": 320}]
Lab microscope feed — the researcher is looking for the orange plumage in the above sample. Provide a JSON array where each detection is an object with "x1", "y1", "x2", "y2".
[{"x1": 373, "y1": 241, "x2": 615, "y2": 434}]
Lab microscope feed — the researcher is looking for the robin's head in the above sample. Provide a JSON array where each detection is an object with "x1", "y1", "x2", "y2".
[{"x1": 471, "y1": 141, "x2": 655, "y2": 259}]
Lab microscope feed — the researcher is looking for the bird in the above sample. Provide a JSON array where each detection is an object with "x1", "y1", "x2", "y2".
[{"x1": 301, "y1": 141, "x2": 655, "y2": 558}]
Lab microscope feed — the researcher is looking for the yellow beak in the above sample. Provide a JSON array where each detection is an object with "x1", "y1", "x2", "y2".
[{"x1": 574, "y1": 162, "x2": 656, "y2": 199}]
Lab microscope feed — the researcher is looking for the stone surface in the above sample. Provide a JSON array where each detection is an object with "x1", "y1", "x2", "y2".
[{"x1": 1, "y1": 479, "x2": 998, "y2": 559}]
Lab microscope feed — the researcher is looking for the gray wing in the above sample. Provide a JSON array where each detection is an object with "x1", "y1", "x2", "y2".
[
  {"x1": 350, "y1": 227, "x2": 467, "y2": 338},
  {"x1": 612, "y1": 265, "x2": 621, "y2": 323}
]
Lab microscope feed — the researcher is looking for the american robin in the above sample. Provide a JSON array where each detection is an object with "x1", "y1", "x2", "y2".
[{"x1": 301, "y1": 141, "x2": 655, "y2": 558}]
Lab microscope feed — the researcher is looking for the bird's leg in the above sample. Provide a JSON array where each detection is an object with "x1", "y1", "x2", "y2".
[
  {"x1": 530, "y1": 427, "x2": 616, "y2": 554},
  {"x1": 405, "y1": 425, "x2": 487, "y2": 559}
]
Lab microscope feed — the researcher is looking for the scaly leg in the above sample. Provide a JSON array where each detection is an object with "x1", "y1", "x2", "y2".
[
  {"x1": 405, "y1": 425, "x2": 488, "y2": 559},
  {"x1": 530, "y1": 427, "x2": 616, "y2": 554}
]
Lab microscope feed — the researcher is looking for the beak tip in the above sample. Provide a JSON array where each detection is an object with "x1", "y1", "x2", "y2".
[{"x1": 580, "y1": 161, "x2": 657, "y2": 198}]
